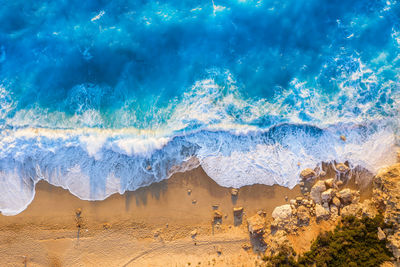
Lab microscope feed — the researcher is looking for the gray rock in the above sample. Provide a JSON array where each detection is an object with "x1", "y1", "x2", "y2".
[
  {"x1": 321, "y1": 188, "x2": 334, "y2": 203},
  {"x1": 310, "y1": 181, "x2": 327, "y2": 204},
  {"x1": 272, "y1": 204, "x2": 292, "y2": 221},
  {"x1": 315, "y1": 204, "x2": 330, "y2": 222}
]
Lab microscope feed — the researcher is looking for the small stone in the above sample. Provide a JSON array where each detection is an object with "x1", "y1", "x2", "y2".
[
  {"x1": 336, "y1": 163, "x2": 349, "y2": 173},
  {"x1": 300, "y1": 168, "x2": 317, "y2": 180},
  {"x1": 242, "y1": 243, "x2": 251, "y2": 250},
  {"x1": 102, "y1": 222, "x2": 111, "y2": 230},
  {"x1": 216, "y1": 246, "x2": 222, "y2": 255},
  {"x1": 231, "y1": 188, "x2": 239, "y2": 196},
  {"x1": 212, "y1": 204, "x2": 219, "y2": 210},
  {"x1": 191, "y1": 229, "x2": 198, "y2": 237},
  {"x1": 213, "y1": 210, "x2": 223, "y2": 219},
  {"x1": 296, "y1": 197, "x2": 303, "y2": 204},
  {"x1": 378, "y1": 227, "x2": 386, "y2": 240},
  {"x1": 340, "y1": 135, "x2": 346, "y2": 141},
  {"x1": 187, "y1": 189, "x2": 192, "y2": 195},
  {"x1": 285, "y1": 196, "x2": 289, "y2": 201},
  {"x1": 192, "y1": 199, "x2": 197, "y2": 204},
  {"x1": 75, "y1": 208, "x2": 82, "y2": 217},
  {"x1": 146, "y1": 165, "x2": 152, "y2": 170}
]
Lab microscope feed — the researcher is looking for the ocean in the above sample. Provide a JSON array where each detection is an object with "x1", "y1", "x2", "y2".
[{"x1": 0, "y1": 0, "x2": 399, "y2": 215}]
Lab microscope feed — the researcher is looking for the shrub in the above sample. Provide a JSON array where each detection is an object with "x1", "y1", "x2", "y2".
[{"x1": 265, "y1": 215, "x2": 392, "y2": 267}]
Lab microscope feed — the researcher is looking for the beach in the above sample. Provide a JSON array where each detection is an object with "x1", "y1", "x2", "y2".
[{"x1": 0, "y1": 166, "x2": 306, "y2": 266}]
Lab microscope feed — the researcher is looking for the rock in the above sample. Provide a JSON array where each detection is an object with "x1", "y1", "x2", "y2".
[
  {"x1": 332, "y1": 197, "x2": 341, "y2": 208},
  {"x1": 300, "y1": 168, "x2": 317, "y2": 180},
  {"x1": 231, "y1": 188, "x2": 239, "y2": 196},
  {"x1": 295, "y1": 197, "x2": 303, "y2": 204},
  {"x1": 75, "y1": 208, "x2": 82, "y2": 217},
  {"x1": 319, "y1": 170, "x2": 327, "y2": 177},
  {"x1": 341, "y1": 204, "x2": 361, "y2": 217},
  {"x1": 330, "y1": 204, "x2": 339, "y2": 217},
  {"x1": 102, "y1": 222, "x2": 111, "y2": 230},
  {"x1": 338, "y1": 188, "x2": 354, "y2": 205},
  {"x1": 216, "y1": 245, "x2": 222, "y2": 255},
  {"x1": 272, "y1": 204, "x2": 292, "y2": 221},
  {"x1": 285, "y1": 196, "x2": 288, "y2": 202},
  {"x1": 378, "y1": 227, "x2": 386, "y2": 240},
  {"x1": 315, "y1": 204, "x2": 330, "y2": 222},
  {"x1": 153, "y1": 228, "x2": 162, "y2": 237},
  {"x1": 336, "y1": 180, "x2": 344, "y2": 187},
  {"x1": 212, "y1": 204, "x2": 219, "y2": 210},
  {"x1": 296, "y1": 206, "x2": 310, "y2": 226},
  {"x1": 187, "y1": 189, "x2": 192, "y2": 195},
  {"x1": 241, "y1": 243, "x2": 251, "y2": 250},
  {"x1": 247, "y1": 214, "x2": 265, "y2": 235},
  {"x1": 336, "y1": 163, "x2": 349, "y2": 173},
  {"x1": 289, "y1": 199, "x2": 296, "y2": 206},
  {"x1": 190, "y1": 229, "x2": 198, "y2": 238},
  {"x1": 310, "y1": 180, "x2": 327, "y2": 204},
  {"x1": 233, "y1": 207, "x2": 244, "y2": 216},
  {"x1": 340, "y1": 135, "x2": 346, "y2": 141},
  {"x1": 213, "y1": 210, "x2": 223, "y2": 220},
  {"x1": 192, "y1": 199, "x2": 197, "y2": 204},
  {"x1": 324, "y1": 178, "x2": 334, "y2": 188},
  {"x1": 321, "y1": 188, "x2": 334, "y2": 203}
]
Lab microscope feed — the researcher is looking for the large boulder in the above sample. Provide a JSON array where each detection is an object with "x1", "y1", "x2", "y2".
[
  {"x1": 300, "y1": 168, "x2": 317, "y2": 180},
  {"x1": 296, "y1": 206, "x2": 310, "y2": 226},
  {"x1": 310, "y1": 181, "x2": 327, "y2": 204},
  {"x1": 272, "y1": 204, "x2": 292, "y2": 221},
  {"x1": 338, "y1": 188, "x2": 355, "y2": 205},
  {"x1": 315, "y1": 204, "x2": 330, "y2": 222},
  {"x1": 247, "y1": 214, "x2": 265, "y2": 235},
  {"x1": 321, "y1": 188, "x2": 334, "y2": 203}
]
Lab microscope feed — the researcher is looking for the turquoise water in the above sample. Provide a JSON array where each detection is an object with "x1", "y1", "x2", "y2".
[{"x1": 0, "y1": 0, "x2": 399, "y2": 215}]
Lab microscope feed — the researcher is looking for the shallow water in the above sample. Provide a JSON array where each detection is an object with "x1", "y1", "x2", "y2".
[{"x1": 0, "y1": 0, "x2": 399, "y2": 215}]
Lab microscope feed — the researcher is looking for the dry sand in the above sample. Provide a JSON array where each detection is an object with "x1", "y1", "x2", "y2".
[{"x1": 0, "y1": 167, "x2": 332, "y2": 266}]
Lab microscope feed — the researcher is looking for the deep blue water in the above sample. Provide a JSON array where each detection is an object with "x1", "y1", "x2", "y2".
[{"x1": 0, "y1": 0, "x2": 399, "y2": 215}]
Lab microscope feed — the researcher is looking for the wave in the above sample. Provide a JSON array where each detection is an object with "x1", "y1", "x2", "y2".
[{"x1": 0, "y1": 120, "x2": 397, "y2": 215}]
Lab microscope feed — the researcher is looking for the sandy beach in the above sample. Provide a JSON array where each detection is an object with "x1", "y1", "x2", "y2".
[{"x1": 0, "y1": 167, "x2": 311, "y2": 266}]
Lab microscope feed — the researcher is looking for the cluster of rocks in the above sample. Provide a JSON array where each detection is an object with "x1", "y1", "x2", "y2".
[
  {"x1": 247, "y1": 164, "x2": 367, "y2": 256},
  {"x1": 373, "y1": 163, "x2": 400, "y2": 260}
]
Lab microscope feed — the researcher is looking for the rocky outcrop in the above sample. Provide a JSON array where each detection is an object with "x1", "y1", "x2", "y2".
[{"x1": 373, "y1": 164, "x2": 400, "y2": 260}]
